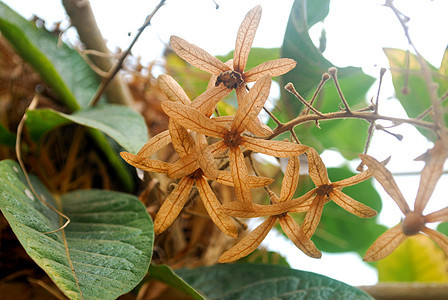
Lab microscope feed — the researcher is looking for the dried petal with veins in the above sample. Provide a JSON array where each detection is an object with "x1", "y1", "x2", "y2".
[{"x1": 363, "y1": 224, "x2": 407, "y2": 262}]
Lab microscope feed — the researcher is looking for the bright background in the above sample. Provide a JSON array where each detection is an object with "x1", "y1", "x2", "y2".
[{"x1": 3, "y1": 0, "x2": 448, "y2": 286}]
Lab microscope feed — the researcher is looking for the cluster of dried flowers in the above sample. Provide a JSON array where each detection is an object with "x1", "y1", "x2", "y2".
[{"x1": 120, "y1": 5, "x2": 448, "y2": 263}]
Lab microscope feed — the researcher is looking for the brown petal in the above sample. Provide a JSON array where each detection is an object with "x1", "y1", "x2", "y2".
[
  {"x1": 307, "y1": 147, "x2": 330, "y2": 186},
  {"x1": 424, "y1": 206, "x2": 448, "y2": 223},
  {"x1": 330, "y1": 189, "x2": 377, "y2": 218},
  {"x1": 216, "y1": 170, "x2": 274, "y2": 188},
  {"x1": 363, "y1": 224, "x2": 407, "y2": 261},
  {"x1": 279, "y1": 214, "x2": 322, "y2": 258},
  {"x1": 301, "y1": 194, "x2": 326, "y2": 238},
  {"x1": 161, "y1": 101, "x2": 227, "y2": 138},
  {"x1": 332, "y1": 169, "x2": 373, "y2": 188},
  {"x1": 287, "y1": 189, "x2": 319, "y2": 213},
  {"x1": 422, "y1": 227, "x2": 448, "y2": 256},
  {"x1": 190, "y1": 85, "x2": 232, "y2": 117},
  {"x1": 233, "y1": 5, "x2": 262, "y2": 73},
  {"x1": 170, "y1": 35, "x2": 231, "y2": 75},
  {"x1": 137, "y1": 130, "x2": 171, "y2": 157},
  {"x1": 245, "y1": 118, "x2": 274, "y2": 137},
  {"x1": 195, "y1": 133, "x2": 219, "y2": 180},
  {"x1": 196, "y1": 177, "x2": 238, "y2": 238},
  {"x1": 120, "y1": 151, "x2": 170, "y2": 173},
  {"x1": 359, "y1": 154, "x2": 410, "y2": 214},
  {"x1": 209, "y1": 140, "x2": 228, "y2": 156},
  {"x1": 279, "y1": 156, "x2": 301, "y2": 202},
  {"x1": 212, "y1": 116, "x2": 233, "y2": 129},
  {"x1": 232, "y1": 75, "x2": 271, "y2": 134},
  {"x1": 218, "y1": 216, "x2": 276, "y2": 263},
  {"x1": 241, "y1": 137, "x2": 308, "y2": 157},
  {"x1": 221, "y1": 201, "x2": 282, "y2": 218},
  {"x1": 154, "y1": 176, "x2": 195, "y2": 234},
  {"x1": 157, "y1": 74, "x2": 191, "y2": 105},
  {"x1": 415, "y1": 140, "x2": 448, "y2": 214},
  {"x1": 169, "y1": 119, "x2": 194, "y2": 157},
  {"x1": 167, "y1": 152, "x2": 199, "y2": 179},
  {"x1": 244, "y1": 58, "x2": 297, "y2": 83},
  {"x1": 229, "y1": 146, "x2": 253, "y2": 203}
]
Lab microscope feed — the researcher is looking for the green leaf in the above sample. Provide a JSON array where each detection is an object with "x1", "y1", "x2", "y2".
[
  {"x1": 0, "y1": 123, "x2": 16, "y2": 146},
  {"x1": 148, "y1": 265, "x2": 205, "y2": 300},
  {"x1": 279, "y1": 0, "x2": 375, "y2": 159},
  {"x1": 384, "y1": 47, "x2": 448, "y2": 140},
  {"x1": 236, "y1": 249, "x2": 290, "y2": 267},
  {"x1": 377, "y1": 235, "x2": 448, "y2": 282},
  {"x1": 0, "y1": 159, "x2": 154, "y2": 300},
  {"x1": 176, "y1": 264, "x2": 373, "y2": 299},
  {"x1": 26, "y1": 104, "x2": 149, "y2": 154},
  {"x1": 0, "y1": 2, "x2": 102, "y2": 110},
  {"x1": 291, "y1": 167, "x2": 385, "y2": 254}
]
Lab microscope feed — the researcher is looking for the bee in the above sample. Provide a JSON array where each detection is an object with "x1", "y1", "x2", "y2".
[{"x1": 215, "y1": 70, "x2": 244, "y2": 90}]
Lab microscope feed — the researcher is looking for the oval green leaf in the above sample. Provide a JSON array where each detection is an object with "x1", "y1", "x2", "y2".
[
  {"x1": 176, "y1": 264, "x2": 373, "y2": 299},
  {"x1": 0, "y1": 159, "x2": 154, "y2": 299}
]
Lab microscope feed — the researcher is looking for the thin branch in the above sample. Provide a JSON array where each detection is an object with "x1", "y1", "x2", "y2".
[
  {"x1": 328, "y1": 67, "x2": 352, "y2": 113},
  {"x1": 285, "y1": 83, "x2": 326, "y2": 117},
  {"x1": 88, "y1": 0, "x2": 166, "y2": 106},
  {"x1": 304, "y1": 72, "x2": 330, "y2": 115}
]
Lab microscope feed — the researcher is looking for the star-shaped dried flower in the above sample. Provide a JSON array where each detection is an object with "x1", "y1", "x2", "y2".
[
  {"x1": 170, "y1": 5, "x2": 296, "y2": 136},
  {"x1": 218, "y1": 156, "x2": 321, "y2": 263},
  {"x1": 360, "y1": 140, "x2": 448, "y2": 261},
  {"x1": 161, "y1": 75, "x2": 308, "y2": 204},
  {"x1": 221, "y1": 147, "x2": 377, "y2": 238}
]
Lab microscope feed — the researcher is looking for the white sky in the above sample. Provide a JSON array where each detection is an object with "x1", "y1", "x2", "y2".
[{"x1": 4, "y1": 0, "x2": 448, "y2": 287}]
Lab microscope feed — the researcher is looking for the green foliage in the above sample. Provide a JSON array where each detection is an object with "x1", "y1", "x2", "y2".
[
  {"x1": 148, "y1": 264, "x2": 205, "y2": 300},
  {"x1": 377, "y1": 235, "x2": 448, "y2": 282},
  {"x1": 384, "y1": 47, "x2": 448, "y2": 140},
  {"x1": 176, "y1": 264, "x2": 373, "y2": 299},
  {"x1": 0, "y1": 123, "x2": 16, "y2": 146},
  {"x1": 0, "y1": 159, "x2": 154, "y2": 300},
  {"x1": 0, "y1": 2, "x2": 102, "y2": 110},
  {"x1": 279, "y1": 0, "x2": 375, "y2": 159},
  {"x1": 26, "y1": 104, "x2": 149, "y2": 154}
]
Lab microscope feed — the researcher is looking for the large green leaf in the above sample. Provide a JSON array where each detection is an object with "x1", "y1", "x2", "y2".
[
  {"x1": 279, "y1": 0, "x2": 375, "y2": 159},
  {"x1": 0, "y1": 159, "x2": 154, "y2": 299},
  {"x1": 384, "y1": 47, "x2": 448, "y2": 140},
  {"x1": 0, "y1": 2, "x2": 102, "y2": 110},
  {"x1": 176, "y1": 264, "x2": 373, "y2": 299},
  {"x1": 290, "y1": 167, "x2": 385, "y2": 254},
  {"x1": 377, "y1": 235, "x2": 448, "y2": 282},
  {"x1": 26, "y1": 104, "x2": 149, "y2": 154},
  {"x1": 147, "y1": 264, "x2": 205, "y2": 300},
  {"x1": 0, "y1": 123, "x2": 16, "y2": 147}
]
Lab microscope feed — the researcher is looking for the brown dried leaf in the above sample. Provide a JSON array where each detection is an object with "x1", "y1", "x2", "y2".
[
  {"x1": 415, "y1": 140, "x2": 448, "y2": 214},
  {"x1": 154, "y1": 176, "x2": 195, "y2": 234},
  {"x1": 359, "y1": 154, "x2": 410, "y2": 214},
  {"x1": 279, "y1": 156, "x2": 301, "y2": 202},
  {"x1": 161, "y1": 101, "x2": 227, "y2": 138},
  {"x1": 424, "y1": 206, "x2": 448, "y2": 223},
  {"x1": 244, "y1": 58, "x2": 297, "y2": 83},
  {"x1": 307, "y1": 147, "x2": 330, "y2": 186},
  {"x1": 169, "y1": 119, "x2": 194, "y2": 157},
  {"x1": 218, "y1": 216, "x2": 276, "y2": 263},
  {"x1": 209, "y1": 140, "x2": 228, "y2": 156},
  {"x1": 170, "y1": 35, "x2": 231, "y2": 75},
  {"x1": 301, "y1": 194, "x2": 326, "y2": 238},
  {"x1": 157, "y1": 74, "x2": 191, "y2": 105},
  {"x1": 279, "y1": 214, "x2": 322, "y2": 258},
  {"x1": 229, "y1": 146, "x2": 253, "y2": 203},
  {"x1": 195, "y1": 133, "x2": 219, "y2": 180},
  {"x1": 216, "y1": 170, "x2": 274, "y2": 187},
  {"x1": 167, "y1": 152, "x2": 199, "y2": 179},
  {"x1": 120, "y1": 151, "x2": 170, "y2": 173},
  {"x1": 332, "y1": 169, "x2": 373, "y2": 188},
  {"x1": 245, "y1": 118, "x2": 274, "y2": 136},
  {"x1": 196, "y1": 177, "x2": 238, "y2": 238},
  {"x1": 232, "y1": 75, "x2": 271, "y2": 134},
  {"x1": 330, "y1": 189, "x2": 377, "y2": 218},
  {"x1": 137, "y1": 130, "x2": 171, "y2": 157},
  {"x1": 241, "y1": 137, "x2": 308, "y2": 157},
  {"x1": 190, "y1": 85, "x2": 231, "y2": 117},
  {"x1": 363, "y1": 224, "x2": 407, "y2": 261},
  {"x1": 233, "y1": 5, "x2": 262, "y2": 73},
  {"x1": 422, "y1": 227, "x2": 448, "y2": 256}
]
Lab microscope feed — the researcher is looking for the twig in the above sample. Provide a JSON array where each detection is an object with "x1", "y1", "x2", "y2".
[
  {"x1": 304, "y1": 72, "x2": 330, "y2": 115},
  {"x1": 88, "y1": 0, "x2": 166, "y2": 106},
  {"x1": 328, "y1": 67, "x2": 352, "y2": 113},
  {"x1": 62, "y1": 0, "x2": 132, "y2": 105},
  {"x1": 285, "y1": 83, "x2": 326, "y2": 117}
]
